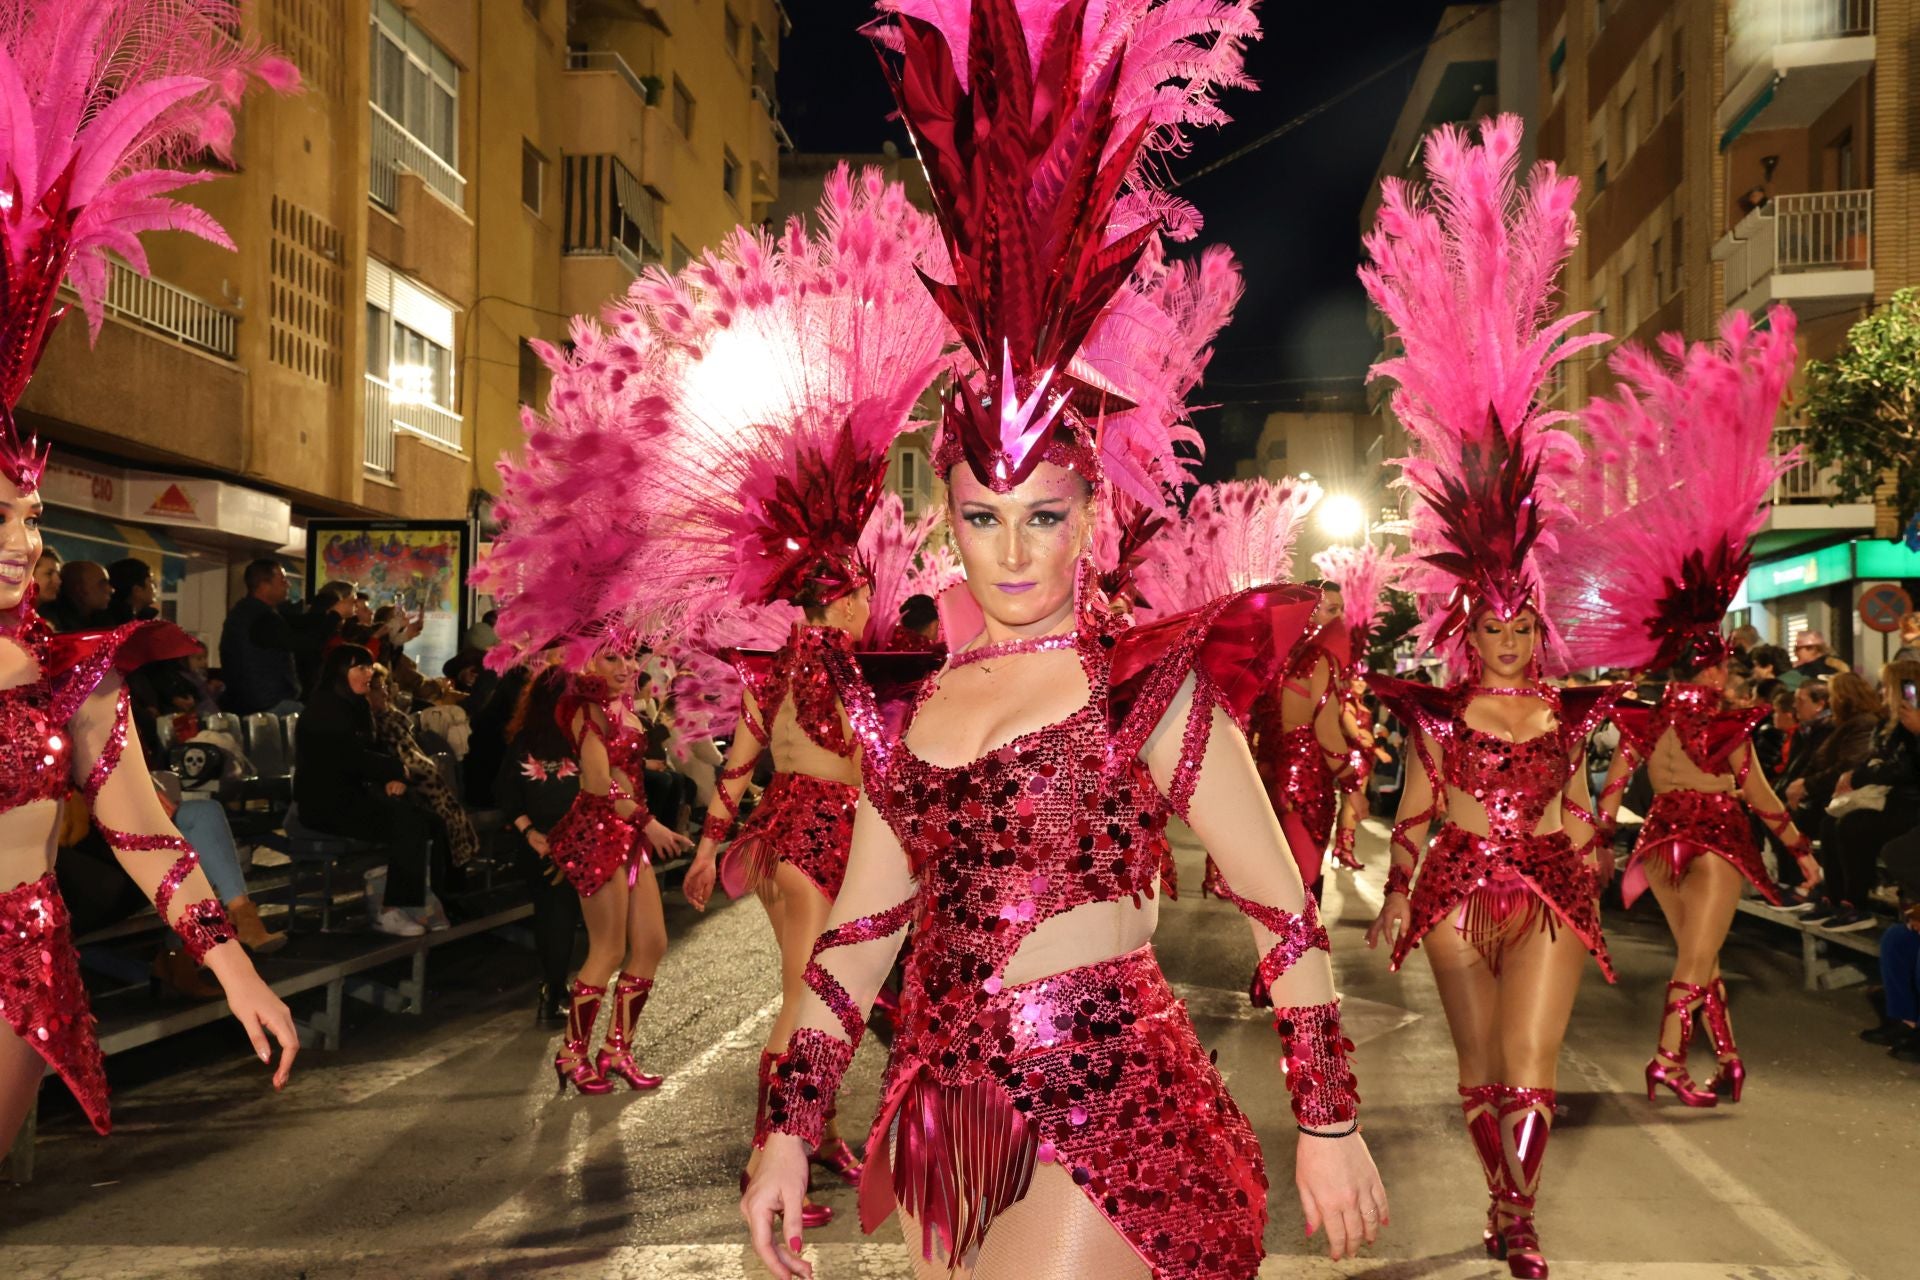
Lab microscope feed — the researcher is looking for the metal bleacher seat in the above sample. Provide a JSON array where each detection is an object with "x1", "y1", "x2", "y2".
[
  {"x1": 202, "y1": 711, "x2": 243, "y2": 740},
  {"x1": 243, "y1": 713, "x2": 290, "y2": 779},
  {"x1": 282, "y1": 803, "x2": 376, "y2": 932}
]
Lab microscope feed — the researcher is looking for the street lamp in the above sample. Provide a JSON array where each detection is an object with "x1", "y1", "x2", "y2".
[{"x1": 1318, "y1": 492, "x2": 1367, "y2": 542}]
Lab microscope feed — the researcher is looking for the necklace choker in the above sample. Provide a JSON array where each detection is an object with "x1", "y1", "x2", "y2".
[{"x1": 949, "y1": 631, "x2": 1079, "y2": 670}]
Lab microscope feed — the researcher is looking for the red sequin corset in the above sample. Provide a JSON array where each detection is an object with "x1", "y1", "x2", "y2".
[
  {"x1": 565, "y1": 677, "x2": 649, "y2": 784},
  {"x1": 873, "y1": 637, "x2": 1170, "y2": 1077},
  {"x1": 1439, "y1": 717, "x2": 1577, "y2": 841},
  {"x1": 736, "y1": 624, "x2": 856, "y2": 758},
  {"x1": 0, "y1": 674, "x2": 69, "y2": 815}
]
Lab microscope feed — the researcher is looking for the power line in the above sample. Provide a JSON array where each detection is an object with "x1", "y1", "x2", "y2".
[{"x1": 1173, "y1": 3, "x2": 1498, "y2": 189}]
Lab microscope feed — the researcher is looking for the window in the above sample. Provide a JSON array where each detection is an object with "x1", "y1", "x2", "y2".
[
  {"x1": 725, "y1": 7, "x2": 743, "y2": 60},
  {"x1": 518, "y1": 338, "x2": 543, "y2": 407},
  {"x1": 722, "y1": 148, "x2": 740, "y2": 202},
  {"x1": 672, "y1": 76, "x2": 695, "y2": 138},
  {"x1": 1594, "y1": 0, "x2": 1609, "y2": 30},
  {"x1": 1622, "y1": 262, "x2": 1640, "y2": 333},
  {"x1": 369, "y1": 0, "x2": 458, "y2": 169},
  {"x1": 1669, "y1": 214, "x2": 1683, "y2": 291},
  {"x1": 1592, "y1": 109, "x2": 1609, "y2": 191},
  {"x1": 1548, "y1": 37, "x2": 1566, "y2": 96},
  {"x1": 1669, "y1": 28, "x2": 1685, "y2": 100},
  {"x1": 1620, "y1": 90, "x2": 1638, "y2": 162},
  {"x1": 1594, "y1": 291, "x2": 1610, "y2": 339},
  {"x1": 521, "y1": 141, "x2": 545, "y2": 215},
  {"x1": 365, "y1": 303, "x2": 391, "y2": 381},
  {"x1": 1650, "y1": 57, "x2": 1662, "y2": 109},
  {"x1": 365, "y1": 262, "x2": 457, "y2": 409},
  {"x1": 1830, "y1": 128, "x2": 1856, "y2": 189},
  {"x1": 1652, "y1": 235, "x2": 1665, "y2": 301},
  {"x1": 670, "y1": 237, "x2": 692, "y2": 271},
  {"x1": 391, "y1": 323, "x2": 451, "y2": 407}
]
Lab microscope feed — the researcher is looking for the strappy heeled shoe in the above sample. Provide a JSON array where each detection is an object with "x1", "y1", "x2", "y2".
[
  {"x1": 1495, "y1": 1085, "x2": 1556, "y2": 1279},
  {"x1": 1458, "y1": 1084, "x2": 1505, "y2": 1257},
  {"x1": 1701, "y1": 977, "x2": 1746, "y2": 1102},
  {"x1": 1645, "y1": 980, "x2": 1718, "y2": 1107},
  {"x1": 810, "y1": 1134, "x2": 863, "y2": 1187},
  {"x1": 554, "y1": 979, "x2": 614, "y2": 1095},
  {"x1": 1494, "y1": 1194, "x2": 1548, "y2": 1279},
  {"x1": 596, "y1": 972, "x2": 664, "y2": 1090}
]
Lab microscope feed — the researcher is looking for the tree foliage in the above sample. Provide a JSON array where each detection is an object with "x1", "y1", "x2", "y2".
[{"x1": 1799, "y1": 288, "x2": 1920, "y2": 530}]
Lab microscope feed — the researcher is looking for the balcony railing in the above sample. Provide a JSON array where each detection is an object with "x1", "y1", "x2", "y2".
[
  {"x1": 61, "y1": 263, "x2": 237, "y2": 360},
  {"x1": 369, "y1": 104, "x2": 466, "y2": 211},
  {"x1": 364, "y1": 374, "x2": 463, "y2": 475},
  {"x1": 564, "y1": 47, "x2": 654, "y2": 104},
  {"x1": 1726, "y1": 0, "x2": 1874, "y2": 89},
  {"x1": 1772, "y1": 425, "x2": 1847, "y2": 503},
  {"x1": 1719, "y1": 188, "x2": 1872, "y2": 308}
]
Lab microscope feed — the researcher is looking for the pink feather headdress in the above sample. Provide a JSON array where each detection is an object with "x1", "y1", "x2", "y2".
[
  {"x1": 857, "y1": 491, "x2": 949, "y2": 647},
  {"x1": 0, "y1": 0, "x2": 298, "y2": 489},
  {"x1": 870, "y1": 0, "x2": 1256, "y2": 507},
  {"x1": 1554, "y1": 304, "x2": 1800, "y2": 673},
  {"x1": 1360, "y1": 114, "x2": 1606, "y2": 666},
  {"x1": 1134, "y1": 476, "x2": 1320, "y2": 618},
  {"x1": 475, "y1": 165, "x2": 949, "y2": 668},
  {"x1": 1311, "y1": 540, "x2": 1406, "y2": 668}
]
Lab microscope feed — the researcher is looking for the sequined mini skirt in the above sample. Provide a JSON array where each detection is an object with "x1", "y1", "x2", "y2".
[
  {"x1": 862, "y1": 945, "x2": 1267, "y2": 1279},
  {"x1": 1398, "y1": 824, "x2": 1613, "y2": 981},
  {"x1": 1625, "y1": 790, "x2": 1779, "y2": 907},
  {"x1": 547, "y1": 791, "x2": 640, "y2": 898},
  {"x1": 0, "y1": 873, "x2": 109, "y2": 1134},
  {"x1": 1259, "y1": 724, "x2": 1336, "y2": 887},
  {"x1": 719, "y1": 772, "x2": 858, "y2": 901}
]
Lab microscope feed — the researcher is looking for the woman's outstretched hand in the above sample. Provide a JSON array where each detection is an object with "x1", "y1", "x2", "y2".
[
  {"x1": 643, "y1": 819, "x2": 693, "y2": 858},
  {"x1": 684, "y1": 852, "x2": 717, "y2": 911},
  {"x1": 1296, "y1": 1129, "x2": 1388, "y2": 1260},
  {"x1": 218, "y1": 965, "x2": 299, "y2": 1089},
  {"x1": 1365, "y1": 895, "x2": 1410, "y2": 952},
  {"x1": 742, "y1": 1134, "x2": 814, "y2": 1279}
]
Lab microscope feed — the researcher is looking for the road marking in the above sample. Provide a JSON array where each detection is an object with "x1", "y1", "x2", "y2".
[{"x1": 471, "y1": 991, "x2": 782, "y2": 1239}]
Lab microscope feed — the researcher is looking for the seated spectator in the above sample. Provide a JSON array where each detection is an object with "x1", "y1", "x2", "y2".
[
  {"x1": 294, "y1": 645, "x2": 450, "y2": 937},
  {"x1": 368, "y1": 666, "x2": 478, "y2": 870},
  {"x1": 1895, "y1": 612, "x2": 1920, "y2": 664},
  {"x1": 42, "y1": 558, "x2": 111, "y2": 632},
  {"x1": 444, "y1": 650, "x2": 500, "y2": 720},
  {"x1": 463, "y1": 664, "x2": 533, "y2": 809},
  {"x1": 219, "y1": 559, "x2": 302, "y2": 715},
  {"x1": 105, "y1": 558, "x2": 158, "y2": 625},
  {"x1": 1792, "y1": 630, "x2": 1850, "y2": 680},
  {"x1": 293, "y1": 584, "x2": 352, "y2": 699},
  {"x1": 1862, "y1": 905, "x2": 1920, "y2": 1061},
  {"x1": 464, "y1": 608, "x2": 500, "y2": 654},
  {"x1": 1757, "y1": 687, "x2": 1796, "y2": 782},
  {"x1": 1807, "y1": 661, "x2": 1920, "y2": 931},
  {"x1": 1729, "y1": 623, "x2": 1762, "y2": 660},
  {"x1": 1783, "y1": 680, "x2": 1833, "y2": 783},
  {"x1": 1747, "y1": 643, "x2": 1790, "y2": 685},
  {"x1": 494, "y1": 667, "x2": 584, "y2": 1025},
  {"x1": 415, "y1": 678, "x2": 473, "y2": 760},
  {"x1": 1784, "y1": 672, "x2": 1878, "y2": 838},
  {"x1": 31, "y1": 544, "x2": 60, "y2": 616}
]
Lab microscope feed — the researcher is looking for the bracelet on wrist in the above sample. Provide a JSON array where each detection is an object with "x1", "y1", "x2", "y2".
[
  {"x1": 1384, "y1": 864, "x2": 1413, "y2": 898},
  {"x1": 1298, "y1": 1118, "x2": 1362, "y2": 1138}
]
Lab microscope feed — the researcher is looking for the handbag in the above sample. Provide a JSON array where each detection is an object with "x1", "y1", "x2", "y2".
[{"x1": 1826, "y1": 784, "x2": 1890, "y2": 816}]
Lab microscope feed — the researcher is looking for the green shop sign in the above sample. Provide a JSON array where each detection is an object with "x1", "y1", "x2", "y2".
[{"x1": 1746, "y1": 540, "x2": 1920, "y2": 603}]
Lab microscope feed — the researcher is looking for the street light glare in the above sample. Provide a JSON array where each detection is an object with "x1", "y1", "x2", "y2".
[{"x1": 1319, "y1": 493, "x2": 1366, "y2": 540}]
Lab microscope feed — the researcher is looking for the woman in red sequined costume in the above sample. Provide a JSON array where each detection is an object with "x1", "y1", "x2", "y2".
[
  {"x1": 0, "y1": 1, "x2": 300, "y2": 1159},
  {"x1": 1312, "y1": 542, "x2": 1407, "y2": 874},
  {"x1": 1357, "y1": 115, "x2": 1615, "y2": 1280},
  {"x1": 543, "y1": 646, "x2": 692, "y2": 1094},
  {"x1": 743, "y1": 6, "x2": 1384, "y2": 1276},
  {"x1": 1563, "y1": 306, "x2": 1814, "y2": 1108}
]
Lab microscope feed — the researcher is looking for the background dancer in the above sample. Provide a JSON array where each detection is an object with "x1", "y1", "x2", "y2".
[
  {"x1": 1359, "y1": 115, "x2": 1615, "y2": 1280},
  {"x1": 1313, "y1": 541, "x2": 1407, "y2": 870},
  {"x1": 1565, "y1": 306, "x2": 1817, "y2": 1107}
]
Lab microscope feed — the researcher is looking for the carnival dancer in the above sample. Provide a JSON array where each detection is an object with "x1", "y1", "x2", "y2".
[
  {"x1": 0, "y1": 1, "x2": 300, "y2": 1158},
  {"x1": 1564, "y1": 305, "x2": 1818, "y2": 1107},
  {"x1": 742, "y1": 4, "x2": 1385, "y2": 1277},
  {"x1": 1312, "y1": 541, "x2": 1407, "y2": 871},
  {"x1": 1358, "y1": 115, "x2": 1616, "y2": 1280}
]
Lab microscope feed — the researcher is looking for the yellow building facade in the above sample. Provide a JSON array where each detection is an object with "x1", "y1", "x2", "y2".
[{"x1": 16, "y1": 0, "x2": 785, "y2": 641}]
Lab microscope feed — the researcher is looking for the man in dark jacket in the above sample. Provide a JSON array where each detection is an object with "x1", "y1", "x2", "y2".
[
  {"x1": 41, "y1": 559, "x2": 112, "y2": 632},
  {"x1": 219, "y1": 559, "x2": 302, "y2": 715}
]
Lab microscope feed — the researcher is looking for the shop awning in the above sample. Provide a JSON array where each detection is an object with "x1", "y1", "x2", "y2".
[{"x1": 1719, "y1": 78, "x2": 1777, "y2": 152}]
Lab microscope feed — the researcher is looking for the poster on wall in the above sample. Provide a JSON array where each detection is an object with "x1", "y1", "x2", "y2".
[{"x1": 305, "y1": 520, "x2": 469, "y2": 679}]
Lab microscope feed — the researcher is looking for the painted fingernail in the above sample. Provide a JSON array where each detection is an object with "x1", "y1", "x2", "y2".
[{"x1": 789, "y1": 1235, "x2": 803, "y2": 1252}]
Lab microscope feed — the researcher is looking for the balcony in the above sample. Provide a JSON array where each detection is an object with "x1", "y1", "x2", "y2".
[
  {"x1": 1713, "y1": 189, "x2": 1873, "y2": 317},
  {"x1": 1718, "y1": 0, "x2": 1874, "y2": 144},
  {"x1": 1759, "y1": 427, "x2": 1878, "y2": 544},
  {"x1": 571, "y1": 0, "x2": 677, "y2": 32},
  {"x1": 562, "y1": 51, "x2": 653, "y2": 187},
  {"x1": 61, "y1": 263, "x2": 237, "y2": 361},
  {"x1": 363, "y1": 374, "x2": 463, "y2": 476},
  {"x1": 369, "y1": 104, "x2": 466, "y2": 212}
]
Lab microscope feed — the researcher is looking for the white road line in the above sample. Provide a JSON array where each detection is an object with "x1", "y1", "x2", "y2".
[
  {"x1": 471, "y1": 991, "x2": 782, "y2": 1239},
  {"x1": 1559, "y1": 1045, "x2": 1856, "y2": 1273}
]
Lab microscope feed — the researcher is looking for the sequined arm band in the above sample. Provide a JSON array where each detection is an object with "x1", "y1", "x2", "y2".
[
  {"x1": 700, "y1": 811, "x2": 733, "y2": 845},
  {"x1": 1208, "y1": 881, "x2": 1332, "y2": 1008},
  {"x1": 1274, "y1": 1000, "x2": 1360, "y2": 1129},
  {"x1": 758, "y1": 1028, "x2": 854, "y2": 1149},
  {"x1": 1384, "y1": 863, "x2": 1413, "y2": 898},
  {"x1": 1754, "y1": 804, "x2": 1812, "y2": 858},
  {"x1": 132, "y1": 833, "x2": 236, "y2": 964}
]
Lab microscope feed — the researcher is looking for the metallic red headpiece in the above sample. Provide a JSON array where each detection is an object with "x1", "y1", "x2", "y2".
[{"x1": 0, "y1": 2, "x2": 298, "y2": 492}]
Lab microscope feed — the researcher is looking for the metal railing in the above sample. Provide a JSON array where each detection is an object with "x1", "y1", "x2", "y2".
[
  {"x1": 364, "y1": 374, "x2": 463, "y2": 474},
  {"x1": 369, "y1": 104, "x2": 466, "y2": 211},
  {"x1": 1773, "y1": 188, "x2": 1872, "y2": 273},
  {"x1": 1726, "y1": 0, "x2": 1874, "y2": 87},
  {"x1": 564, "y1": 238, "x2": 645, "y2": 278},
  {"x1": 1771, "y1": 425, "x2": 1847, "y2": 503},
  {"x1": 564, "y1": 47, "x2": 653, "y2": 104},
  {"x1": 61, "y1": 263, "x2": 237, "y2": 359}
]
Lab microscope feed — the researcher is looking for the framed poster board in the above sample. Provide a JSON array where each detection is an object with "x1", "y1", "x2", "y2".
[{"x1": 305, "y1": 519, "x2": 470, "y2": 679}]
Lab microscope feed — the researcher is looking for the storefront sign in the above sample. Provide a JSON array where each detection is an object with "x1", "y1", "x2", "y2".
[
  {"x1": 1745, "y1": 543, "x2": 1853, "y2": 603},
  {"x1": 1859, "y1": 583, "x2": 1913, "y2": 633},
  {"x1": 124, "y1": 472, "x2": 291, "y2": 545},
  {"x1": 1854, "y1": 539, "x2": 1920, "y2": 581},
  {"x1": 38, "y1": 457, "x2": 126, "y2": 518}
]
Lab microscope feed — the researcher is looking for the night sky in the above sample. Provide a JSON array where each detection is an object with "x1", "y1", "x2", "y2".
[{"x1": 778, "y1": 1, "x2": 1473, "y2": 478}]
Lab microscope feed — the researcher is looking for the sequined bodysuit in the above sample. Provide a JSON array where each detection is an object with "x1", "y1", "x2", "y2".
[
  {"x1": 0, "y1": 615, "x2": 210, "y2": 1135},
  {"x1": 1250, "y1": 630, "x2": 1345, "y2": 890},
  {"x1": 763, "y1": 587, "x2": 1359, "y2": 1279},
  {"x1": 719, "y1": 625, "x2": 862, "y2": 900},
  {"x1": 546, "y1": 677, "x2": 656, "y2": 899},
  {"x1": 1609, "y1": 684, "x2": 1780, "y2": 907},
  {"x1": 1368, "y1": 677, "x2": 1621, "y2": 979}
]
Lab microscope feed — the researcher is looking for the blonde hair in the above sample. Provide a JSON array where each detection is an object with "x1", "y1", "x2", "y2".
[
  {"x1": 1828, "y1": 671, "x2": 1878, "y2": 722},
  {"x1": 1881, "y1": 660, "x2": 1920, "y2": 723}
]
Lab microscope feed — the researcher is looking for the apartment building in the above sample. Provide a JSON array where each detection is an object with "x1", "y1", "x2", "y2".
[
  {"x1": 1538, "y1": 0, "x2": 1920, "y2": 665},
  {"x1": 15, "y1": 0, "x2": 786, "y2": 644}
]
